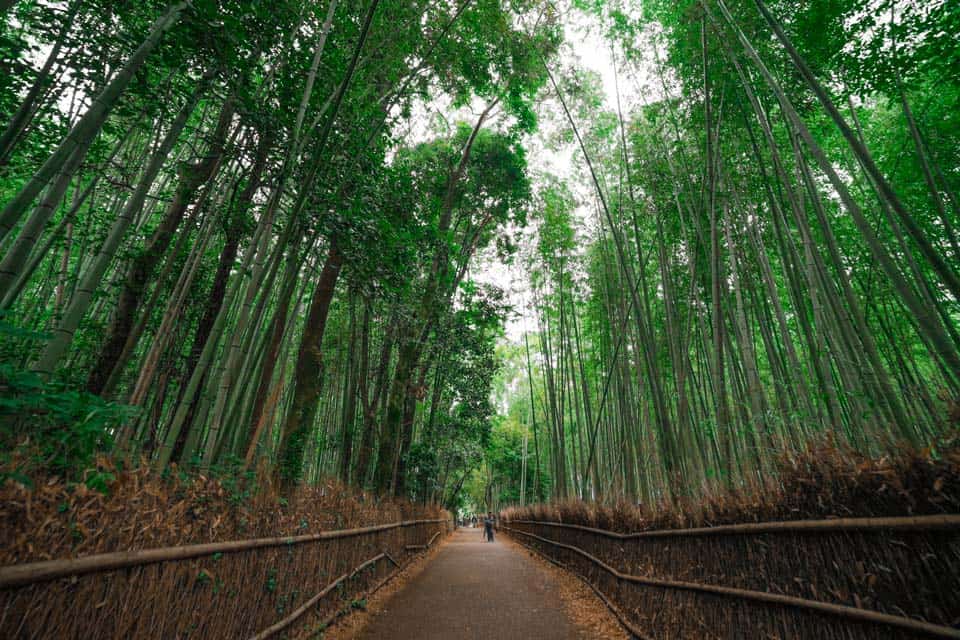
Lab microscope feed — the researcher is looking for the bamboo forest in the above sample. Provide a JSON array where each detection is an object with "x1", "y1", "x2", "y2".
[{"x1": 1, "y1": 0, "x2": 958, "y2": 638}]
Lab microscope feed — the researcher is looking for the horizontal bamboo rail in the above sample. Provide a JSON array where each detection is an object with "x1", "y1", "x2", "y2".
[
  {"x1": 0, "y1": 518, "x2": 448, "y2": 589},
  {"x1": 504, "y1": 525, "x2": 960, "y2": 639},
  {"x1": 507, "y1": 514, "x2": 960, "y2": 539}
]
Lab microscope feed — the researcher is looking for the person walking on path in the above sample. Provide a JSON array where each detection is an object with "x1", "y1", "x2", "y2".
[
  {"x1": 483, "y1": 512, "x2": 495, "y2": 542},
  {"x1": 353, "y1": 527, "x2": 598, "y2": 639}
]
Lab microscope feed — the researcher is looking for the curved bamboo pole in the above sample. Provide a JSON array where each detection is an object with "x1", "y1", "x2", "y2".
[
  {"x1": 506, "y1": 514, "x2": 960, "y2": 539},
  {"x1": 405, "y1": 529, "x2": 444, "y2": 551},
  {"x1": 311, "y1": 545, "x2": 430, "y2": 635},
  {"x1": 248, "y1": 552, "x2": 387, "y2": 640},
  {"x1": 253, "y1": 524, "x2": 450, "y2": 639},
  {"x1": 518, "y1": 535, "x2": 652, "y2": 640}
]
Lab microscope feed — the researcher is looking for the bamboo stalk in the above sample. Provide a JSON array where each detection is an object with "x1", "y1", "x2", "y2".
[
  {"x1": 0, "y1": 519, "x2": 447, "y2": 589},
  {"x1": 504, "y1": 526, "x2": 960, "y2": 639},
  {"x1": 506, "y1": 514, "x2": 960, "y2": 539}
]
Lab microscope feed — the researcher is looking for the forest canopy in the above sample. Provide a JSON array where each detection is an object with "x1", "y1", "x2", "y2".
[{"x1": 0, "y1": 0, "x2": 957, "y2": 512}]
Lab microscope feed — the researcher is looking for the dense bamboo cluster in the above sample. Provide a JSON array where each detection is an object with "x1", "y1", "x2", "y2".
[
  {"x1": 2, "y1": 0, "x2": 957, "y2": 511},
  {"x1": 488, "y1": 0, "x2": 959, "y2": 506},
  {"x1": 0, "y1": 0, "x2": 559, "y2": 501}
]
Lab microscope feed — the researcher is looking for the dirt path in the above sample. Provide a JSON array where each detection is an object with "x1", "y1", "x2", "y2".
[{"x1": 341, "y1": 526, "x2": 607, "y2": 639}]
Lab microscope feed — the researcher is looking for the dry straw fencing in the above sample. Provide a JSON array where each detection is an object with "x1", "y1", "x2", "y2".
[
  {"x1": 0, "y1": 517, "x2": 451, "y2": 639},
  {"x1": 503, "y1": 515, "x2": 960, "y2": 640}
]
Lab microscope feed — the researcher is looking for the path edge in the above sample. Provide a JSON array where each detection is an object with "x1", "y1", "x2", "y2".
[
  {"x1": 314, "y1": 531, "x2": 451, "y2": 638},
  {"x1": 502, "y1": 529, "x2": 649, "y2": 640}
]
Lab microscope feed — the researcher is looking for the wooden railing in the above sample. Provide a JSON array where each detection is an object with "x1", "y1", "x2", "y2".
[
  {"x1": 504, "y1": 515, "x2": 960, "y2": 639},
  {"x1": 0, "y1": 517, "x2": 451, "y2": 639}
]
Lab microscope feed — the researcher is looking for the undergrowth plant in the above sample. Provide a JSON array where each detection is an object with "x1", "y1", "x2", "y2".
[{"x1": 1, "y1": 320, "x2": 135, "y2": 486}]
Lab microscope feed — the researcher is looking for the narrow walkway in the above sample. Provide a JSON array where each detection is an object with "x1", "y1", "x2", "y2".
[{"x1": 354, "y1": 527, "x2": 584, "y2": 639}]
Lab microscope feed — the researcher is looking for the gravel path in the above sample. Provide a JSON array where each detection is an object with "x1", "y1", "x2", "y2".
[{"x1": 352, "y1": 526, "x2": 585, "y2": 639}]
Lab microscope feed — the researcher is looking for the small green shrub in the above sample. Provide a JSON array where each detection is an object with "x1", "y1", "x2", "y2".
[{"x1": 0, "y1": 359, "x2": 136, "y2": 485}]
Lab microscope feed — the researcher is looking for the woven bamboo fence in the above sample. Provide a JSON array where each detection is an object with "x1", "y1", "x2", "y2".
[
  {"x1": 503, "y1": 515, "x2": 960, "y2": 639},
  {"x1": 0, "y1": 517, "x2": 451, "y2": 639}
]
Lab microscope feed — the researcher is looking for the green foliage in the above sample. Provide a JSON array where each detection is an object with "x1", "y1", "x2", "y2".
[
  {"x1": 4, "y1": 0, "x2": 953, "y2": 514},
  {"x1": 0, "y1": 322, "x2": 135, "y2": 483},
  {"x1": 406, "y1": 283, "x2": 510, "y2": 504},
  {"x1": 263, "y1": 568, "x2": 278, "y2": 593},
  {"x1": 483, "y1": 0, "x2": 960, "y2": 507}
]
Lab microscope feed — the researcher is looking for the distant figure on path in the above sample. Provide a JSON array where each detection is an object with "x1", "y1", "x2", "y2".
[{"x1": 483, "y1": 512, "x2": 495, "y2": 542}]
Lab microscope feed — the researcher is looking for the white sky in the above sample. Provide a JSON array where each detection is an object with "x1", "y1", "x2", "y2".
[{"x1": 467, "y1": 7, "x2": 651, "y2": 342}]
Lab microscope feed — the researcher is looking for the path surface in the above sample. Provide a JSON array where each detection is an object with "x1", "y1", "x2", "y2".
[{"x1": 354, "y1": 527, "x2": 584, "y2": 639}]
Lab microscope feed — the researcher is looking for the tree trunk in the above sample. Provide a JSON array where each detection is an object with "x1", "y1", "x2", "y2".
[
  {"x1": 86, "y1": 98, "x2": 234, "y2": 394},
  {"x1": 0, "y1": 137, "x2": 93, "y2": 302},
  {"x1": 353, "y1": 310, "x2": 395, "y2": 487},
  {"x1": 713, "y1": 0, "x2": 960, "y2": 388},
  {"x1": 33, "y1": 77, "x2": 206, "y2": 376},
  {"x1": 338, "y1": 300, "x2": 360, "y2": 483},
  {"x1": 373, "y1": 326, "x2": 417, "y2": 493},
  {"x1": 750, "y1": 0, "x2": 960, "y2": 303},
  {"x1": 276, "y1": 240, "x2": 344, "y2": 489}
]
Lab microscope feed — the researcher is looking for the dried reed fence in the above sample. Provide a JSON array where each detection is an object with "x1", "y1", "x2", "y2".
[
  {"x1": 504, "y1": 516, "x2": 960, "y2": 639},
  {"x1": 502, "y1": 445, "x2": 960, "y2": 639},
  {"x1": 0, "y1": 467, "x2": 451, "y2": 639}
]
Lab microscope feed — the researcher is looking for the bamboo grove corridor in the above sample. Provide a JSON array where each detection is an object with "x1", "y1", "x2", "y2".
[{"x1": 2, "y1": 0, "x2": 960, "y2": 637}]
